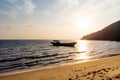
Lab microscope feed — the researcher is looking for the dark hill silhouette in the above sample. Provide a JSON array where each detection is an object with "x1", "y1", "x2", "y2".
[{"x1": 81, "y1": 20, "x2": 120, "y2": 41}]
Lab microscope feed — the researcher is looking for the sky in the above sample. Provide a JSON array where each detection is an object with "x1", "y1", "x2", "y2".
[{"x1": 0, "y1": 0, "x2": 120, "y2": 40}]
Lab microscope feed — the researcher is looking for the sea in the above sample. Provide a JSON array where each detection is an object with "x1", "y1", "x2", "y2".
[{"x1": 0, "y1": 40, "x2": 120, "y2": 73}]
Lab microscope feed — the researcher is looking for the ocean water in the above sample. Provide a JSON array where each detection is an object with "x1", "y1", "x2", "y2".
[{"x1": 0, "y1": 40, "x2": 120, "y2": 73}]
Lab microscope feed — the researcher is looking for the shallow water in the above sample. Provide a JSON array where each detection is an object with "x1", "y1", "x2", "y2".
[{"x1": 0, "y1": 40, "x2": 120, "y2": 73}]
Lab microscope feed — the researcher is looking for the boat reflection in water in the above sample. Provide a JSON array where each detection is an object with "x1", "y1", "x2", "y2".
[{"x1": 75, "y1": 40, "x2": 90, "y2": 61}]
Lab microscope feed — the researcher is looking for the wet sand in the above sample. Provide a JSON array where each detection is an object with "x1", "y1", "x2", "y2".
[{"x1": 0, "y1": 55, "x2": 120, "y2": 80}]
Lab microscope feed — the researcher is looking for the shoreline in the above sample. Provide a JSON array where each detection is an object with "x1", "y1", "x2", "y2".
[
  {"x1": 0, "y1": 58, "x2": 90, "y2": 76},
  {"x1": 0, "y1": 55, "x2": 120, "y2": 80},
  {"x1": 0, "y1": 54, "x2": 119, "y2": 76}
]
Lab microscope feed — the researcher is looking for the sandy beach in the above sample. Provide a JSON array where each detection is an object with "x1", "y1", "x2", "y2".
[{"x1": 0, "y1": 55, "x2": 120, "y2": 80}]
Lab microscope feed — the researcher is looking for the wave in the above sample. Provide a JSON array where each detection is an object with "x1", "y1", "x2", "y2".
[{"x1": 0, "y1": 54, "x2": 59, "y2": 63}]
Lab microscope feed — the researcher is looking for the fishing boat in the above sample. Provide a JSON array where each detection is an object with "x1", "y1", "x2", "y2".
[{"x1": 51, "y1": 40, "x2": 76, "y2": 47}]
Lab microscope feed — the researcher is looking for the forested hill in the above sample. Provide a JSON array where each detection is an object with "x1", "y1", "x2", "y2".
[{"x1": 81, "y1": 20, "x2": 120, "y2": 41}]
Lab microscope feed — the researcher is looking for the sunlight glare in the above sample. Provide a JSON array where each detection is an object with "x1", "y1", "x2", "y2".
[
  {"x1": 76, "y1": 40, "x2": 88, "y2": 52},
  {"x1": 76, "y1": 18, "x2": 91, "y2": 31},
  {"x1": 75, "y1": 40, "x2": 89, "y2": 60},
  {"x1": 76, "y1": 53, "x2": 89, "y2": 60}
]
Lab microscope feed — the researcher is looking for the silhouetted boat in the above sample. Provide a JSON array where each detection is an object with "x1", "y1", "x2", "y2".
[{"x1": 51, "y1": 40, "x2": 76, "y2": 47}]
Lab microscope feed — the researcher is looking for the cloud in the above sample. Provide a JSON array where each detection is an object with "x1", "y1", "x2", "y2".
[
  {"x1": 23, "y1": 0, "x2": 35, "y2": 14},
  {"x1": 41, "y1": 0, "x2": 80, "y2": 23},
  {"x1": 0, "y1": 10, "x2": 16, "y2": 18},
  {"x1": 0, "y1": 0, "x2": 35, "y2": 18},
  {"x1": 48, "y1": 0, "x2": 120, "y2": 24},
  {"x1": 0, "y1": 0, "x2": 19, "y2": 18},
  {"x1": 10, "y1": 0, "x2": 36, "y2": 15},
  {"x1": 37, "y1": 0, "x2": 120, "y2": 29},
  {"x1": 6, "y1": 27, "x2": 11, "y2": 30},
  {"x1": 5, "y1": 0, "x2": 17, "y2": 3},
  {"x1": 42, "y1": 0, "x2": 88, "y2": 25},
  {"x1": 26, "y1": 25, "x2": 33, "y2": 27}
]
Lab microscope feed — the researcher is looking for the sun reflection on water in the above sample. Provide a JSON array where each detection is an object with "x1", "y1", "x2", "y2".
[
  {"x1": 75, "y1": 40, "x2": 89, "y2": 60},
  {"x1": 75, "y1": 40, "x2": 88, "y2": 52}
]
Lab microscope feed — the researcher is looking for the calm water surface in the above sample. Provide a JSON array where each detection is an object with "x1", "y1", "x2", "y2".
[{"x1": 0, "y1": 40, "x2": 120, "y2": 73}]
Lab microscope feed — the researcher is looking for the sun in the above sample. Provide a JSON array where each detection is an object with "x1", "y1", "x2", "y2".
[{"x1": 76, "y1": 18, "x2": 91, "y2": 31}]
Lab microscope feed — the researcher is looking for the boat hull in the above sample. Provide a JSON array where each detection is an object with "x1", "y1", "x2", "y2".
[{"x1": 51, "y1": 42, "x2": 76, "y2": 47}]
